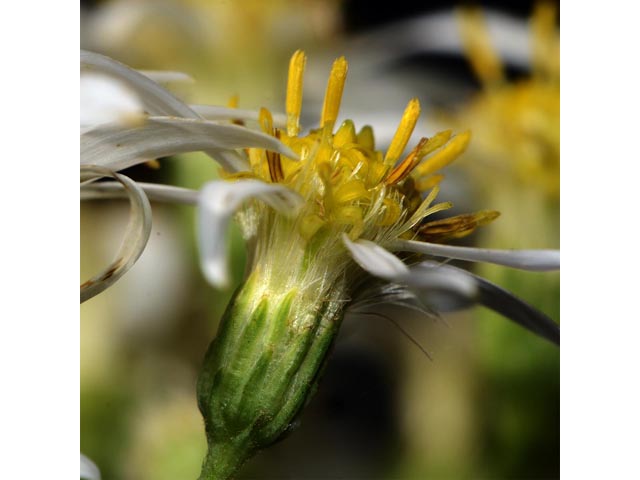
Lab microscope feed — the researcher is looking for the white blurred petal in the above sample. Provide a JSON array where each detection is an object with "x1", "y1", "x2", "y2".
[
  {"x1": 80, "y1": 453, "x2": 101, "y2": 480},
  {"x1": 81, "y1": 50, "x2": 197, "y2": 118},
  {"x1": 198, "y1": 180, "x2": 302, "y2": 287},
  {"x1": 81, "y1": 181, "x2": 199, "y2": 205},
  {"x1": 394, "y1": 239, "x2": 560, "y2": 271},
  {"x1": 406, "y1": 262, "x2": 478, "y2": 304},
  {"x1": 80, "y1": 73, "x2": 144, "y2": 128},
  {"x1": 342, "y1": 235, "x2": 410, "y2": 280},
  {"x1": 80, "y1": 116, "x2": 298, "y2": 173},
  {"x1": 413, "y1": 261, "x2": 559, "y2": 345},
  {"x1": 342, "y1": 10, "x2": 530, "y2": 73},
  {"x1": 192, "y1": 105, "x2": 287, "y2": 128},
  {"x1": 138, "y1": 70, "x2": 194, "y2": 85},
  {"x1": 80, "y1": 166, "x2": 152, "y2": 303}
]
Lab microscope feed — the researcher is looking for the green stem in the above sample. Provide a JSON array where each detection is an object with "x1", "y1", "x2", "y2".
[{"x1": 198, "y1": 433, "x2": 254, "y2": 480}]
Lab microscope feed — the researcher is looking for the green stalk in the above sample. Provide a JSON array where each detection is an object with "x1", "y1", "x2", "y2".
[
  {"x1": 198, "y1": 430, "x2": 254, "y2": 480},
  {"x1": 196, "y1": 268, "x2": 346, "y2": 479}
]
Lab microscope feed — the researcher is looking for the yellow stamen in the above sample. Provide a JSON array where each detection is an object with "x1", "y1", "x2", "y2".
[
  {"x1": 259, "y1": 108, "x2": 284, "y2": 182},
  {"x1": 415, "y1": 174, "x2": 444, "y2": 192},
  {"x1": 420, "y1": 210, "x2": 500, "y2": 242},
  {"x1": 259, "y1": 107, "x2": 273, "y2": 135},
  {"x1": 320, "y1": 56, "x2": 348, "y2": 130},
  {"x1": 419, "y1": 130, "x2": 453, "y2": 156},
  {"x1": 531, "y1": 2, "x2": 559, "y2": 79},
  {"x1": 286, "y1": 50, "x2": 306, "y2": 137},
  {"x1": 385, "y1": 137, "x2": 429, "y2": 185},
  {"x1": 145, "y1": 159, "x2": 161, "y2": 169},
  {"x1": 384, "y1": 98, "x2": 421, "y2": 165},
  {"x1": 227, "y1": 94, "x2": 244, "y2": 126},
  {"x1": 413, "y1": 131, "x2": 471, "y2": 177},
  {"x1": 227, "y1": 94, "x2": 239, "y2": 109},
  {"x1": 458, "y1": 7, "x2": 505, "y2": 86}
]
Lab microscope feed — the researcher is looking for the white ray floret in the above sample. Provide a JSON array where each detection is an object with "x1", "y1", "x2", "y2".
[
  {"x1": 80, "y1": 453, "x2": 101, "y2": 480},
  {"x1": 198, "y1": 181, "x2": 303, "y2": 288},
  {"x1": 80, "y1": 73, "x2": 144, "y2": 129},
  {"x1": 394, "y1": 239, "x2": 560, "y2": 271},
  {"x1": 80, "y1": 165, "x2": 152, "y2": 303},
  {"x1": 342, "y1": 235, "x2": 410, "y2": 281},
  {"x1": 80, "y1": 116, "x2": 298, "y2": 173}
]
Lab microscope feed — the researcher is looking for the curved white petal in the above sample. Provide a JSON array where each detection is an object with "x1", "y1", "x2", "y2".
[
  {"x1": 412, "y1": 261, "x2": 559, "y2": 345},
  {"x1": 406, "y1": 262, "x2": 478, "y2": 302},
  {"x1": 80, "y1": 116, "x2": 298, "y2": 173},
  {"x1": 81, "y1": 50, "x2": 197, "y2": 118},
  {"x1": 80, "y1": 73, "x2": 144, "y2": 128},
  {"x1": 198, "y1": 180, "x2": 303, "y2": 288},
  {"x1": 394, "y1": 239, "x2": 560, "y2": 271},
  {"x1": 342, "y1": 235, "x2": 410, "y2": 281},
  {"x1": 80, "y1": 453, "x2": 101, "y2": 480},
  {"x1": 191, "y1": 104, "x2": 287, "y2": 128},
  {"x1": 81, "y1": 181, "x2": 199, "y2": 205},
  {"x1": 345, "y1": 10, "x2": 530, "y2": 71},
  {"x1": 80, "y1": 166, "x2": 152, "y2": 303},
  {"x1": 138, "y1": 70, "x2": 194, "y2": 86}
]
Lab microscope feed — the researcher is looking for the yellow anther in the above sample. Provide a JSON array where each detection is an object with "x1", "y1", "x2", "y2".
[
  {"x1": 419, "y1": 130, "x2": 453, "y2": 156},
  {"x1": 356, "y1": 125, "x2": 375, "y2": 150},
  {"x1": 268, "y1": 131, "x2": 284, "y2": 182},
  {"x1": 384, "y1": 98, "x2": 421, "y2": 165},
  {"x1": 145, "y1": 159, "x2": 161, "y2": 169},
  {"x1": 458, "y1": 7, "x2": 505, "y2": 85},
  {"x1": 531, "y1": 2, "x2": 559, "y2": 79},
  {"x1": 334, "y1": 120, "x2": 357, "y2": 148},
  {"x1": 320, "y1": 56, "x2": 348, "y2": 130},
  {"x1": 385, "y1": 137, "x2": 429, "y2": 185},
  {"x1": 227, "y1": 95, "x2": 244, "y2": 126},
  {"x1": 414, "y1": 131, "x2": 471, "y2": 177},
  {"x1": 259, "y1": 107, "x2": 274, "y2": 135},
  {"x1": 415, "y1": 174, "x2": 444, "y2": 192},
  {"x1": 366, "y1": 152, "x2": 389, "y2": 186},
  {"x1": 258, "y1": 108, "x2": 284, "y2": 182},
  {"x1": 286, "y1": 50, "x2": 306, "y2": 137},
  {"x1": 227, "y1": 94, "x2": 239, "y2": 109},
  {"x1": 420, "y1": 210, "x2": 500, "y2": 242}
]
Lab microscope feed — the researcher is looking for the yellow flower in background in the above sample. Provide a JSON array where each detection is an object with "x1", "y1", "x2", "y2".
[{"x1": 457, "y1": 3, "x2": 560, "y2": 197}]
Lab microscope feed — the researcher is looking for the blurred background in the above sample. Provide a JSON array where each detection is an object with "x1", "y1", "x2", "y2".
[{"x1": 80, "y1": 1, "x2": 559, "y2": 478}]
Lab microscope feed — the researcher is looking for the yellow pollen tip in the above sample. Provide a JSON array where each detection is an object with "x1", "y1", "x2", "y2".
[
  {"x1": 286, "y1": 50, "x2": 306, "y2": 137},
  {"x1": 458, "y1": 7, "x2": 505, "y2": 86},
  {"x1": 385, "y1": 137, "x2": 429, "y2": 185},
  {"x1": 227, "y1": 94, "x2": 239, "y2": 109},
  {"x1": 414, "y1": 130, "x2": 471, "y2": 178},
  {"x1": 384, "y1": 97, "x2": 421, "y2": 165},
  {"x1": 259, "y1": 107, "x2": 274, "y2": 135},
  {"x1": 531, "y1": 2, "x2": 559, "y2": 79},
  {"x1": 320, "y1": 56, "x2": 348, "y2": 130}
]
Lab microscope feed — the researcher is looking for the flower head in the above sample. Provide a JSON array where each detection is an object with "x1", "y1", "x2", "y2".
[{"x1": 80, "y1": 49, "x2": 560, "y2": 480}]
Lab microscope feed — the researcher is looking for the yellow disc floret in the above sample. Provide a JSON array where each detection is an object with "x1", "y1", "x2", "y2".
[{"x1": 240, "y1": 50, "x2": 497, "y2": 246}]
